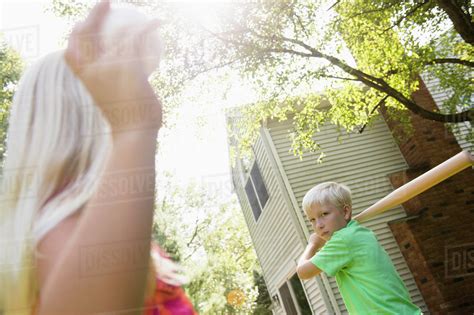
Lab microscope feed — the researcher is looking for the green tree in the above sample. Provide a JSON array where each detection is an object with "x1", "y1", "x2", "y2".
[
  {"x1": 153, "y1": 174, "x2": 271, "y2": 314},
  {"x1": 51, "y1": 0, "x2": 472, "y2": 159},
  {"x1": 252, "y1": 270, "x2": 272, "y2": 315},
  {"x1": 182, "y1": 199, "x2": 259, "y2": 314},
  {"x1": 199, "y1": 0, "x2": 473, "y2": 157},
  {"x1": 0, "y1": 38, "x2": 23, "y2": 167}
]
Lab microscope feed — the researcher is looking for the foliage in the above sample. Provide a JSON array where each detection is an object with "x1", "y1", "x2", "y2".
[
  {"x1": 252, "y1": 270, "x2": 272, "y2": 315},
  {"x1": 219, "y1": 0, "x2": 473, "y2": 157},
  {"x1": 0, "y1": 38, "x2": 23, "y2": 168},
  {"x1": 51, "y1": 0, "x2": 472, "y2": 160},
  {"x1": 153, "y1": 174, "x2": 270, "y2": 314}
]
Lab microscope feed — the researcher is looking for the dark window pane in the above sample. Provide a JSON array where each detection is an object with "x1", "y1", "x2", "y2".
[
  {"x1": 250, "y1": 162, "x2": 269, "y2": 209},
  {"x1": 289, "y1": 274, "x2": 312, "y2": 315},
  {"x1": 279, "y1": 282, "x2": 298, "y2": 315},
  {"x1": 245, "y1": 178, "x2": 261, "y2": 221}
]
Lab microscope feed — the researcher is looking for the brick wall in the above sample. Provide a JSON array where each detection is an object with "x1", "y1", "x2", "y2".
[{"x1": 382, "y1": 79, "x2": 474, "y2": 314}]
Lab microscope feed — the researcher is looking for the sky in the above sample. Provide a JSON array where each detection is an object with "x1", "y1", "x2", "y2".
[
  {"x1": 0, "y1": 0, "x2": 251, "y2": 191},
  {"x1": 0, "y1": 1, "x2": 69, "y2": 60}
]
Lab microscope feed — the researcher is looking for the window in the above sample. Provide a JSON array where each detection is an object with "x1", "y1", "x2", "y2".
[
  {"x1": 244, "y1": 161, "x2": 269, "y2": 221},
  {"x1": 279, "y1": 282, "x2": 298, "y2": 315},
  {"x1": 278, "y1": 274, "x2": 312, "y2": 315},
  {"x1": 289, "y1": 274, "x2": 312, "y2": 314}
]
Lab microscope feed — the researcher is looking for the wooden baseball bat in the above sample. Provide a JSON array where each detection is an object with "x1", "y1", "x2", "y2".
[{"x1": 354, "y1": 150, "x2": 474, "y2": 223}]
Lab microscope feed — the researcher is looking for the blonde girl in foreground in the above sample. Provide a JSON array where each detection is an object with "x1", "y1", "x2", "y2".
[{"x1": 0, "y1": 2, "x2": 195, "y2": 314}]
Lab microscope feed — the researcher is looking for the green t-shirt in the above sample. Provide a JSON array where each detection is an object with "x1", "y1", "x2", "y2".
[{"x1": 311, "y1": 220, "x2": 421, "y2": 315}]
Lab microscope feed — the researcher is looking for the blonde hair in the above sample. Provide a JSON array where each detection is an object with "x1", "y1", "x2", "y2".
[
  {"x1": 0, "y1": 51, "x2": 113, "y2": 314},
  {"x1": 302, "y1": 182, "x2": 352, "y2": 213}
]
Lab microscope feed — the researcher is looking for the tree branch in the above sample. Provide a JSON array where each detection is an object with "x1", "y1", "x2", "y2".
[
  {"x1": 235, "y1": 244, "x2": 253, "y2": 263},
  {"x1": 212, "y1": 30, "x2": 473, "y2": 123},
  {"x1": 186, "y1": 217, "x2": 202, "y2": 247},
  {"x1": 178, "y1": 58, "x2": 243, "y2": 86},
  {"x1": 263, "y1": 34, "x2": 473, "y2": 123},
  {"x1": 289, "y1": 6, "x2": 311, "y2": 38},
  {"x1": 426, "y1": 58, "x2": 474, "y2": 68},
  {"x1": 435, "y1": 0, "x2": 474, "y2": 45},
  {"x1": 264, "y1": 34, "x2": 388, "y2": 86},
  {"x1": 345, "y1": 1, "x2": 399, "y2": 19},
  {"x1": 327, "y1": 0, "x2": 342, "y2": 11},
  {"x1": 359, "y1": 95, "x2": 389, "y2": 133},
  {"x1": 315, "y1": 52, "x2": 472, "y2": 123},
  {"x1": 183, "y1": 246, "x2": 200, "y2": 262},
  {"x1": 383, "y1": 0, "x2": 430, "y2": 33},
  {"x1": 321, "y1": 74, "x2": 360, "y2": 81},
  {"x1": 266, "y1": 48, "x2": 314, "y2": 57}
]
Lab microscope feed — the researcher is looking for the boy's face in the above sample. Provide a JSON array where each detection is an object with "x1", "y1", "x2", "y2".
[{"x1": 306, "y1": 203, "x2": 351, "y2": 241}]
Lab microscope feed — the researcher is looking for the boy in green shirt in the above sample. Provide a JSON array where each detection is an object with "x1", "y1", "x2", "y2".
[{"x1": 297, "y1": 182, "x2": 421, "y2": 314}]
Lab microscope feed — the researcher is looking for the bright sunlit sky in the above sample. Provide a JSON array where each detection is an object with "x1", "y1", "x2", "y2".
[{"x1": 0, "y1": 0, "x2": 255, "y2": 190}]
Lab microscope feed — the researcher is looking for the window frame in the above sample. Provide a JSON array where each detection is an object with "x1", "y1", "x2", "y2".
[
  {"x1": 242, "y1": 159, "x2": 269, "y2": 222},
  {"x1": 277, "y1": 273, "x2": 313, "y2": 315}
]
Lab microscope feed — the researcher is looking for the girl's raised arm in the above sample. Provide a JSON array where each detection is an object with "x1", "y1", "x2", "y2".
[{"x1": 38, "y1": 2, "x2": 162, "y2": 314}]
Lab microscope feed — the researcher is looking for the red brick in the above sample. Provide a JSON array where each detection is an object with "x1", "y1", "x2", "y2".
[{"x1": 384, "y1": 78, "x2": 474, "y2": 314}]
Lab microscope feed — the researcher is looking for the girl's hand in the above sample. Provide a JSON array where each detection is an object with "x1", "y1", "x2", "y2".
[{"x1": 65, "y1": 1, "x2": 162, "y2": 132}]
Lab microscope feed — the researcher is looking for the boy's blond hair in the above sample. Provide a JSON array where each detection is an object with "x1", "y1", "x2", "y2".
[{"x1": 302, "y1": 182, "x2": 352, "y2": 213}]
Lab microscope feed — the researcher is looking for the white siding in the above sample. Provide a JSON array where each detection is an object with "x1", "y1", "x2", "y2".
[
  {"x1": 261, "y1": 129, "x2": 332, "y2": 314},
  {"x1": 231, "y1": 136, "x2": 309, "y2": 314},
  {"x1": 267, "y1": 116, "x2": 428, "y2": 313},
  {"x1": 421, "y1": 74, "x2": 473, "y2": 154}
]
